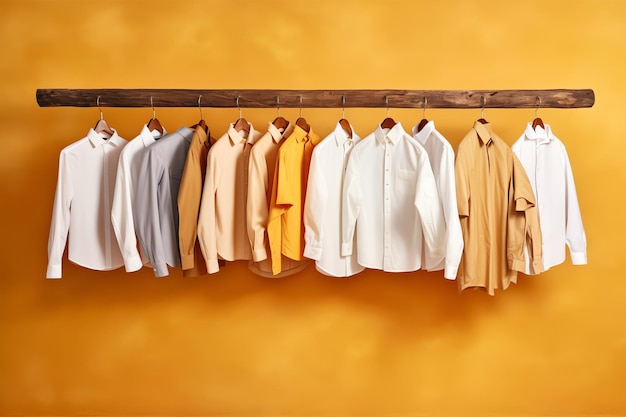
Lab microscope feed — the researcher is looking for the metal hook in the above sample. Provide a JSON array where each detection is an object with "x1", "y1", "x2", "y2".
[
  {"x1": 480, "y1": 96, "x2": 485, "y2": 119},
  {"x1": 342, "y1": 96, "x2": 346, "y2": 119},
  {"x1": 150, "y1": 96, "x2": 156, "y2": 119},
  {"x1": 97, "y1": 95, "x2": 103, "y2": 120},
  {"x1": 276, "y1": 96, "x2": 280, "y2": 117},
  {"x1": 236, "y1": 96, "x2": 242, "y2": 119},
  {"x1": 422, "y1": 96, "x2": 427, "y2": 119},
  {"x1": 299, "y1": 96, "x2": 303, "y2": 119},
  {"x1": 198, "y1": 95, "x2": 203, "y2": 120},
  {"x1": 385, "y1": 96, "x2": 390, "y2": 117},
  {"x1": 535, "y1": 96, "x2": 541, "y2": 119}
]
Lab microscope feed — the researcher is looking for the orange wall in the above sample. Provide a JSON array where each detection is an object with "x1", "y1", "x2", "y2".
[{"x1": 1, "y1": 1, "x2": 625, "y2": 416}]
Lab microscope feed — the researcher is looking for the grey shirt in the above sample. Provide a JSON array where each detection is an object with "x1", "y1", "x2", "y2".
[{"x1": 133, "y1": 126, "x2": 194, "y2": 277}]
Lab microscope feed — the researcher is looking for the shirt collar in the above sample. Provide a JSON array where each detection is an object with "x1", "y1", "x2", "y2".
[
  {"x1": 411, "y1": 120, "x2": 435, "y2": 145},
  {"x1": 176, "y1": 126, "x2": 194, "y2": 143},
  {"x1": 139, "y1": 124, "x2": 166, "y2": 147},
  {"x1": 227, "y1": 122, "x2": 257, "y2": 146},
  {"x1": 524, "y1": 122, "x2": 554, "y2": 145},
  {"x1": 292, "y1": 124, "x2": 311, "y2": 144},
  {"x1": 333, "y1": 121, "x2": 359, "y2": 146},
  {"x1": 375, "y1": 121, "x2": 405, "y2": 145},
  {"x1": 473, "y1": 120, "x2": 493, "y2": 145},
  {"x1": 88, "y1": 127, "x2": 124, "y2": 148},
  {"x1": 268, "y1": 121, "x2": 293, "y2": 143}
]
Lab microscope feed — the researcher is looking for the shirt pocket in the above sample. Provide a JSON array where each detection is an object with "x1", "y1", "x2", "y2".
[{"x1": 394, "y1": 168, "x2": 417, "y2": 196}]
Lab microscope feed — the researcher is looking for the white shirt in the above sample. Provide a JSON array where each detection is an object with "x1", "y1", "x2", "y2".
[
  {"x1": 47, "y1": 128, "x2": 128, "y2": 278},
  {"x1": 411, "y1": 121, "x2": 463, "y2": 280},
  {"x1": 111, "y1": 125, "x2": 165, "y2": 272},
  {"x1": 304, "y1": 121, "x2": 364, "y2": 277},
  {"x1": 512, "y1": 123, "x2": 587, "y2": 273},
  {"x1": 341, "y1": 122, "x2": 446, "y2": 272}
]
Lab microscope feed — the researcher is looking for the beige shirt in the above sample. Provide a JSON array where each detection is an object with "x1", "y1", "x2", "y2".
[
  {"x1": 177, "y1": 126, "x2": 215, "y2": 277},
  {"x1": 198, "y1": 122, "x2": 262, "y2": 273},
  {"x1": 455, "y1": 121, "x2": 543, "y2": 295},
  {"x1": 247, "y1": 121, "x2": 309, "y2": 278}
]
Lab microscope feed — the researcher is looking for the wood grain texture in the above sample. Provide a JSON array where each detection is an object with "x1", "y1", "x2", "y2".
[{"x1": 36, "y1": 89, "x2": 595, "y2": 108}]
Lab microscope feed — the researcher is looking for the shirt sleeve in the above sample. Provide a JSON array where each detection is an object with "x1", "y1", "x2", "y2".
[
  {"x1": 177, "y1": 142, "x2": 203, "y2": 271},
  {"x1": 246, "y1": 147, "x2": 269, "y2": 262},
  {"x1": 197, "y1": 147, "x2": 221, "y2": 274},
  {"x1": 267, "y1": 145, "x2": 292, "y2": 275},
  {"x1": 133, "y1": 147, "x2": 169, "y2": 277},
  {"x1": 563, "y1": 146, "x2": 587, "y2": 264},
  {"x1": 303, "y1": 146, "x2": 327, "y2": 261},
  {"x1": 46, "y1": 149, "x2": 74, "y2": 278},
  {"x1": 437, "y1": 143, "x2": 463, "y2": 280},
  {"x1": 341, "y1": 151, "x2": 361, "y2": 257},
  {"x1": 111, "y1": 148, "x2": 144, "y2": 272},
  {"x1": 415, "y1": 150, "x2": 446, "y2": 263}
]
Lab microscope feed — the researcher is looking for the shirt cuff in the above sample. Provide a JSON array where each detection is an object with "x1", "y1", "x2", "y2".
[
  {"x1": 443, "y1": 264, "x2": 458, "y2": 280},
  {"x1": 252, "y1": 247, "x2": 267, "y2": 262},
  {"x1": 207, "y1": 258, "x2": 221, "y2": 274},
  {"x1": 303, "y1": 244, "x2": 321, "y2": 261},
  {"x1": 570, "y1": 251, "x2": 587, "y2": 265},
  {"x1": 46, "y1": 263, "x2": 62, "y2": 279},
  {"x1": 181, "y1": 253, "x2": 195, "y2": 270},
  {"x1": 124, "y1": 253, "x2": 144, "y2": 272},
  {"x1": 152, "y1": 261, "x2": 169, "y2": 278},
  {"x1": 531, "y1": 257, "x2": 544, "y2": 274},
  {"x1": 341, "y1": 242, "x2": 353, "y2": 257},
  {"x1": 509, "y1": 257, "x2": 526, "y2": 273}
]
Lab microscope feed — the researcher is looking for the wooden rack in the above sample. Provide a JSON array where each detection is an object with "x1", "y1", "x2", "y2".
[{"x1": 36, "y1": 89, "x2": 594, "y2": 109}]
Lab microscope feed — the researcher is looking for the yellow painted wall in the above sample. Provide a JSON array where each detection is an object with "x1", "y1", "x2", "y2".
[{"x1": 1, "y1": 0, "x2": 625, "y2": 416}]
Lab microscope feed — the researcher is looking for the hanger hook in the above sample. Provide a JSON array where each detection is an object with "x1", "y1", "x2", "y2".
[
  {"x1": 198, "y1": 95, "x2": 203, "y2": 120},
  {"x1": 276, "y1": 96, "x2": 280, "y2": 117},
  {"x1": 422, "y1": 96, "x2": 427, "y2": 119},
  {"x1": 299, "y1": 96, "x2": 303, "y2": 119},
  {"x1": 385, "y1": 96, "x2": 390, "y2": 117},
  {"x1": 237, "y1": 96, "x2": 242, "y2": 119},
  {"x1": 342, "y1": 95, "x2": 346, "y2": 119},
  {"x1": 97, "y1": 95, "x2": 103, "y2": 121},
  {"x1": 150, "y1": 96, "x2": 156, "y2": 119},
  {"x1": 535, "y1": 96, "x2": 541, "y2": 119},
  {"x1": 480, "y1": 95, "x2": 485, "y2": 119}
]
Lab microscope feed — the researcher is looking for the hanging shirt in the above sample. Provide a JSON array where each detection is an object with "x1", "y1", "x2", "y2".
[
  {"x1": 197, "y1": 122, "x2": 262, "y2": 273},
  {"x1": 341, "y1": 122, "x2": 446, "y2": 272},
  {"x1": 411, "y1": 121, "x2": 463, "y2": 280},
  {"x1": 455, "y1": 121, "x2": 544, "y2": 295},
  {"x1": 111, "y1": 124, "x2": 165, "y2": 272},
  {"x1": 304, "y1": 121, "x2": 364, "y2": 277},
  {"x1": 133, "y1": 126, "x2": 195, "y2": 277},
  {"x1": 247, "y1": 122, "x2": 309, "y2": 278},
  {"x1": 177, "y1": 126, "x2": 217, "y2": 277},
  {"x1": 47, "y1": 128, "x2": 128, "y2": 278},
  {"x1": 267, "y1": 124, "x2": 321, "y2": 275},
  {"x1": 512, "y1": 123, "x2": 587, "y2": 273}
]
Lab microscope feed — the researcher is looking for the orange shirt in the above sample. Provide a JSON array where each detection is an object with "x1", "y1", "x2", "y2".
[
  {"x1": 455, "y1": 121, "x2": 543, "y2": 295},
  {"x1": 267, "y1": 123, "x2": 320, "y2": 275}
]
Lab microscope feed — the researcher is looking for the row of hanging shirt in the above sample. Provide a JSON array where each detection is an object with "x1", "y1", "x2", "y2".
[{"x1": 46, "y1": 108, "x2": 587, "y2": 295}]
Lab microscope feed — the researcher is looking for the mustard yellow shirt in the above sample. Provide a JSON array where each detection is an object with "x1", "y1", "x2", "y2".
[
  {"x1": 267, "y1": 124, "x2": 320, "y2": 275},
  {"x1": 455, "y1": 121, "x2": 543, "y2": 295}
]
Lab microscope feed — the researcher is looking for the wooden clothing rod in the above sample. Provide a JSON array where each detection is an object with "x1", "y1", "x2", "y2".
[{"x1": 36, "y1": 89, "x2": 595, "y2": 109}]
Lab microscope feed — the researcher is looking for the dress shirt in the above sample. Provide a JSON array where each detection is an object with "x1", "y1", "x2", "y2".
[
  {"x1": 47, "y1": 128, "x2": 128, "y2": 278},
  {"x1": 133, "y1": 126, "x2": 195, "y2": 277},
  {"x1": 267, "y1": 124, "x2": 321, "y2": 275},
  {"x1": 512, "y1": 123, "x2": 587, "y2": 272},
  {"x1": 411, "y1": 121, "x2": 463, "y2": 280},
  {"x1": 455, "y1": 121, "x2": 544, "y2": 295},
  {"x1": 177, "y1": 126, "x2": 217, "y2": 277},
  {"x1": 247, "y1": 121, "x2": 309, "y2": 277},
  {"x1": 304, "y1": 121, "x2": 364, "y2": 277},
  {"x1": 341, "y1": 122, "x2": 446, "y2": 272},
  {"x1": 111, "y1": 124, "x2": 165, "y2": 272},
  {"x1": 198, "y1": 122, "x2": 262, "y2": 273}
]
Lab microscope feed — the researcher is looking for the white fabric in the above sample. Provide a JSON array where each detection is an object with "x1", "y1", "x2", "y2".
[
  {"x1": 411, "y1": 121, "x2": 463, "y2": 280},
  {"x1": 47, "y1": 128, "x2": 128, "y2": 278},
  {"x1": 341, "y1": 122, "x2": 446, "y2": 272},
  {"x1": 512, "y1": 123, "x2": 587, "y2": 273},
  {"x1": 111, "y1": 125, "x2": 164, "y2": 272},
  {"x1": 304, "y1": 121, "x2": 364, "y2": 277}
]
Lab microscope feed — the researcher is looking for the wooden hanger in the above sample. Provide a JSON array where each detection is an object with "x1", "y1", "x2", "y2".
[
  {"x1": 190, "y1": 95, "x2": 209, "y2": 134},
  {"x1": 338, "y1": 96, "x2": 353, "y2": 138},
  {"x1": 416, "y1": 97, "x2": 429, "y2": 132},
  {"x1": 295, "y1": 96, "x2": 310, "y2": 133},
  {"x1": 147, "y1": 96, "x2": 164, "y2": 135},
  {"x1": 271, "y1": 96, "x2": 289, "y2": 130},
  {"x1": 532, "y1": 97, "x2": 545, "y2": 130},
  {"x1": 380, "y1": 96, "x2": 396, "y2": 129},
  {"x1": 233, "y1": 96, "x2": 250, "y2": 134},
  {"x1": 477, "y1": 96, "x2": 488, "y2": 124},
  {"x1": 94, "y1": 96, "x2": 115, "y2": 137}
]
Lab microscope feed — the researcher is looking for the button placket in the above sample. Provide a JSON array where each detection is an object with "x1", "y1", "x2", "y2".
[{"x1": 383, "y1": 139, "x2": 392, "y2": 269}]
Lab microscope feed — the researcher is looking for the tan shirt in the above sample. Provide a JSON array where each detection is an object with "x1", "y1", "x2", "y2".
[
  {"x1": 455, "y1": 121, "x2": 543, "y2": 295},
  {"x1": 267, "y1": 124, "x2": 321, "y2": 275},
  {"x1": 177, "y1": 126, "x2": 216, "y2": 277},
  {"x1": 198, "y1": 122, "x2": 262, "y2": 273},
  {"x1": 247, "y1": 122, "x2": 309, "y2": 277}
]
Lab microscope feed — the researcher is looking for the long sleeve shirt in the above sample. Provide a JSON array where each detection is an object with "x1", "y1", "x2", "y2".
[
  {"x1": 133, "y1": 127, "x2": 195, "y2": 277},
  {"x1": 512, "y1": 123, "x2": 587, "y2": 273},
  {"x1": 455, "y1": 121, "x2": 544, "y2": 295},
  {"x1": 304, "y1": 121, "x2": 364, "y2": 277},
  {"x1": 411, "y1": 121, "x2": 463, "y2": 280},
  {"x1": 111, "y1": 124, "x2": 164, "y2": 272},
  {"x1": 341, "y1": 122, "x2": 446, "y2": 272},
  {"x1": 47, "y1": 128, "x2": 127, "y2": 278}
]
